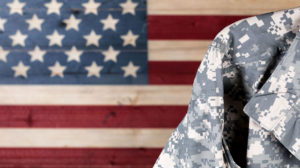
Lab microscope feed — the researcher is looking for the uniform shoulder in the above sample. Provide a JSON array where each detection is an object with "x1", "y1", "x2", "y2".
[
  {"x1": 210, "y1": 12, "x2": 274, "y2": 51},
  {"x1": 212, "y1": 6, "x2": 300, "y2": 48},
  {"x1": 211, "y1": 15, "x2": 255, "y2": 45}
]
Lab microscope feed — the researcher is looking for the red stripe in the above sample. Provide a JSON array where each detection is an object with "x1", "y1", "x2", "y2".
[
  {"x1": 148, "y1": 15, "x2": 251, "y2": 39},
  {"x1": 149, "y1": 61, "x2": 200, "y2": 84},
  {"x1": 0, "y1": 148, "x2": 162, "y2": 167},
  {"x1": 0, "y1": 105, "x2": 186, "y2": 128}
]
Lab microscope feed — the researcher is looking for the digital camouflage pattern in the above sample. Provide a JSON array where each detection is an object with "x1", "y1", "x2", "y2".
[{"x1": 153, "y1": 6, "x2": 300, "y2": 168}]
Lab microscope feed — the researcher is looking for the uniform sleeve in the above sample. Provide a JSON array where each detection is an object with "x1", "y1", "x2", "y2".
[{"x1": 153, "y1": 28, "x2": 233, "y2": 168}]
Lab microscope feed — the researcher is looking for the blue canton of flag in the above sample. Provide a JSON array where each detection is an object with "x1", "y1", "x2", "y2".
[{"x1": 0, "y1": 0, "x2": 148, "y2": 84}]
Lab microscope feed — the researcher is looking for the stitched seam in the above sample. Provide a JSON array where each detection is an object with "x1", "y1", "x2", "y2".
[
  {"x1": 270, "y1": 94, "x2": 293, "y2": 132},
  {"x1": 271, "y1": 102, "x2": 298, "y2": 158}
]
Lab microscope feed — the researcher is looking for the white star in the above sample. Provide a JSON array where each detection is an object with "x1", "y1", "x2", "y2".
[
  {"x1": 102, "y1": 45, "x2": 120, "y2": 63},
  {"x1": 0, "y1": 18, "x2": 7, "y2": 31},
  {"x1": 120, "y1": 30, "x2": 139, "y2": 47},
  {"x1": 120, "y1": 0, "x2": 138, "y2": 15},
  {"x1": 85, "y1": 61, "x2": 103, "y2": 78},
  {"x1": 0, "y1": 46, "x2": 9, "y2": 62},
  {"x1": 100, "y1": 14, "x2": 119, "y2": 31},
  {"x1": 63, "y1": 15, "x2": 81, "y2": 31},
  {"x1": 45, "y1": 0, "x2": 63, "y2": 15},
  {"x1": 121, "y1": 61, "x2": 139, "y2": 78},
  {"x1": 46, "y1": 30, "x2": 65, "y2": 47},
  {"x1": 9, "y1": 30, "x2": 27, "y2": 47},
  {"x1": 48, "y1": 61, "x2": 66, "y2": 78},
  {"x1": 26, "y1": 14, "x2": 44, "y2": 31},
  {"x1": 83, "y1": 30, "x2": 102, "y2": 47},
  {"x1": 29, "y1": 46, "x2": 46, "y2": 62},
  {"x1": 82, "y1": 0, "x2": 101, "y2": 15},
  {"x1": 7, "y1": 0, "x2": 25, "y2": 15},
  {"x1": 11, "y1": 61, "x2": 30, "y2": 78},
  {"x1": 65, "y1": 46, "x2": 83, "y2": 62}
]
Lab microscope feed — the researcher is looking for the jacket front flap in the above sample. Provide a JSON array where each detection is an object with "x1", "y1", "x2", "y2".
[{"x1": 243, "y1": 29, "x2": 300, "y2": 161}]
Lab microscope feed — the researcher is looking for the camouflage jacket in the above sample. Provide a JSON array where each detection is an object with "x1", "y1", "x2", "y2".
[{"x1": 153, "y1": 6, "x2": 300, "y2": 168}]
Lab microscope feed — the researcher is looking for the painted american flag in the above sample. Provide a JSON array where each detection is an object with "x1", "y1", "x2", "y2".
[
  {"x1": 0, "y1": 0, "x2": 294, "y2": 167},
  {"x1": 0, "y1": 0, "x2": 147, "y2": 84}
]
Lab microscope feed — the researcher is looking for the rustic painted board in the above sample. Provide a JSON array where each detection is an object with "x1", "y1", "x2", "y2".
[
  {"x1": 148, "y1": 0, "x2": 300, "y2": 15},
  {"x1": 0, "y1": 128, "x2": 173, "y2": 148},
  {"x1": 0, "y1": 148, "x2": 162, "y2": 167},
  {"x1": 0, "y1": 105, "x2": 187, "y2": 128},
  {"x1": 0, "y1": 85, "x2": 193, "y2": 105},
  {"x1": 148, "y1": 40, "x2": 210, "y2": 61}
]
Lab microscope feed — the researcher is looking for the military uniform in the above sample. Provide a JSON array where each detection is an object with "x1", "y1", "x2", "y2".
[{"x1": 153, "y1": 6, "x2": 300, "y2": 168}]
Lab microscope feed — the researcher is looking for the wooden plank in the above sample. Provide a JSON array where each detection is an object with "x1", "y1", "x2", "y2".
[
  {"x1": 0, "y1": 148, "x2": 162, "y2": 167},
  {"x1": 149, "y1": 61, "x2": 199, "y2": 84},
  {"x1": 0, "y1": 128, "x2": 173, "y2": 148},
  {"x1": 148, "y1": 0, "x2": 300, "y2": 15},
  {"x1": 148, "y1": 40, "x2": 209, "y2": 61},
  {"x1": 0, "y1": 105, "x2": 186, "y2": 128},
  {"x1": 148, "y1": 15, "x2": 249, "y2": 39},
  {"x1": 0, "y1": 85, "x2": 193, "y2": 105}
]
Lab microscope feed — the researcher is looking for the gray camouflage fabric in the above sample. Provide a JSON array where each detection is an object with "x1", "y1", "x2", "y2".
[{"x1": 153, "y1": 6, "x2": 300, "y2": 168}]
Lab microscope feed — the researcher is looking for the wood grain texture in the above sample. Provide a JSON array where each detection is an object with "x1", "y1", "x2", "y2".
[
  {"x1": 0, "y1": 85, "x2": 193, "y2": 105},
  {"x1": 148, "y1": 15, "x2": 249, "y2": 39},
  {"x1": 0, "y1": 128, "x2": 173, "y2": 148},
  {"x1": 0, "y1": 148, "x2": 162, "y2": 167},
  {"x1": 148, "y1": 0, "x2": 300, "y2": 15},
  {"x1": 149, "y1": 61, "x2": 200, "y2": 84},
  {"x1": 0, "y1": 105, "x2": 186, "y2": 128},
  {"x1": 148, "y1": 40, "x2": 209, "y2": 61}
]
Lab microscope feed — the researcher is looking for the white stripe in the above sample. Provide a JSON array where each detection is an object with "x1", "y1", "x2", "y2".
[
  {"x1": 0, "y1": 128, "x2": 173, "y2": 148},
  {"x1": 149, "y1": 40, "x2": 209, "y2": 61},
  {"x1": 0, "y1": 85, "x2": 193, "y2": 105},
  {"x1": 148, "y1": 0, "x2": 296, "y2": 15}
]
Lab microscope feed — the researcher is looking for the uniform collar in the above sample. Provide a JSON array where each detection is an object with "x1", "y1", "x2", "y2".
[{"x1": 243, "y1": 29, "x2": 300, "y2": 160}]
